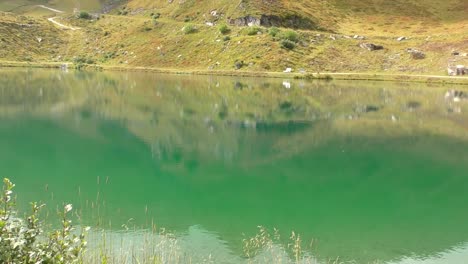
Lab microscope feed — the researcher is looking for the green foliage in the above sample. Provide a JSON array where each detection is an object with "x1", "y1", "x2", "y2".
[
  {"x1": 280, "y1": 30, "x2": 299, "y2": 42},
  {"x1": 73, "y1": 56, "x2": 95, "y2": 65},
  {"x1": 183, "y1": 24, "x2": 197, "y2": 34},
  {"x1": 223, "y1": 36, "x2": 231, "y2": 42},
  {"x1": 218, "y1": 24, "x2": 230, "y2": 34},
  {"x1": 152, "y1": 13, "x2": 161, "y2": 19},
  {"x1": 234, "y1": 60, "x2": 245, "y2": 69},
  {"x1": 268, "y1": 27, "x2": 280, "y2": 37},
  {"x1": 246, "y1": 26, "x2": 262, "y2": 36},
  {"x1": 77, "y1": 11, "x2": 91, "y2": 19},
  {"x1": 281, "y1": 39, "x2": 296, "y2": 50},
  {"x1": 0, "y1": 178, "x2": 87, "y2": 264}
]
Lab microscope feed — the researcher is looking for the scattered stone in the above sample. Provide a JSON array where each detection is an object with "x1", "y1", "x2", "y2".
[
  {"x1": 360, "y1": 43, "x2": 384, "y2": 51},
  {"x1": 452, "y1": 51, "x2": 460, "y2": 56},
  {"x1": 36, "y1": 37, "x2": 42, "y2": 43},
  {"x1": 206, "y1": 22, "x2": 214, "y2": 27},
  {"x1": 406, "y1": 48, "x2": 425, "y2": 59},
  {"x1": 397, "y1": 36, "x2": 407, "y2": 41},
  {"x1": 283, "y1": 68, "x2": 293, "y2": 73},
  {"x1": 353, "y1": 35, "x2": 365, "y2": 40}
]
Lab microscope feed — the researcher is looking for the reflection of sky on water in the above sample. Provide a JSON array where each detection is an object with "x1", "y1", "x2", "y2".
[{"x1": 87, "y1": 226, "x2": 468, "y2": 264}]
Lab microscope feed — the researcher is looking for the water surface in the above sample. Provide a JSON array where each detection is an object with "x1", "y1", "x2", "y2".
[{"x1": 1, "y1": 69, "x2": 468, "y2": 263}]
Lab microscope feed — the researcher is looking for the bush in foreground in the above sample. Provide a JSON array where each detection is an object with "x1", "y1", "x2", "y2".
[{"x1": 0, "y1": 178, "x2": 87, "y2": 264}]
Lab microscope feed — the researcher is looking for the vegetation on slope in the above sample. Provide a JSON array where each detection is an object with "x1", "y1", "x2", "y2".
[{"x1": 0, "y1": 0, "x2": 466, "y2": 75}]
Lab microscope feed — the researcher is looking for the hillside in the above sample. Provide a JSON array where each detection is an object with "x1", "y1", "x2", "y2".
[{"x1": 0, "y1": 0, "x2": 467, "y2": 75}]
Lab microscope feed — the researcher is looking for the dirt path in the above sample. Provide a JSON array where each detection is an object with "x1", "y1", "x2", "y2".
[
  {"x1": 37, "y1": 5, "x2": 64, "y2": 14},
  {"x1": 36, "y1": 5, "x2": 80, "y2": 31},
  {"x1": 47, "y1": 17, "x2": 80, "y2": 30}
]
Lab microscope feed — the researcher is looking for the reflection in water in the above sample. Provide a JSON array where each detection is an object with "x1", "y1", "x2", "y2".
[{"x1": 0, "y1": 69, "x2": 468, "y2": 263}]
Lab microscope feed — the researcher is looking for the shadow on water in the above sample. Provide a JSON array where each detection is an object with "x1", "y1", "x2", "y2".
[{"x1": 1, "y1": 69, "x2": 468, "y2": 263}]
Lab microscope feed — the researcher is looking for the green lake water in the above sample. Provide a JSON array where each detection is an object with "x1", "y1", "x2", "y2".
[{"x1": 1, "y1": 69, "x2": 468, "y2": 263}]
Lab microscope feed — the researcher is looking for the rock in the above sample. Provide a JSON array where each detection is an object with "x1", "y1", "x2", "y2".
[
  {"x1": 353, "y1": 35, "x2": 365, "y2": 40},
  {"x1": 228, "y1": 14, "x2": 317, "y2": 29},
  {"x1": 206, "y1": 22, "x2": 214, "y2": 27},
  {"x1": 447, "y1": 67, "x2": 456, "y2": 76},
  {"x1": 407, "y1": 48, "x2": 425, "y2": 59},
  {"x1": 452, "y1": 51, "x2": 460, "y2": 56},
  {"x1": 228, "y1": 16, "x2": 260, "y2": 27},
  {"x1": 397, "y1": 36, "x2": 407, "y2": 41},
  {"x1": 283, "y1": 68, "x2": 293, "y2": 73},
  {"x1": 456, "y1": 65, "x2": 467, "y2": 75},
  {"x1": 360, "y1": 43, "x2": 384, "y2": 51},
  {"x1": 36, "y1": 37, "x2": 42, "y2": 43}
]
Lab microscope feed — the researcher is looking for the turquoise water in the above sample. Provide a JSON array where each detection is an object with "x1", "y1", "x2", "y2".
[{"x1": 1, "y1": 69, "x2": 468, "y2": 263}]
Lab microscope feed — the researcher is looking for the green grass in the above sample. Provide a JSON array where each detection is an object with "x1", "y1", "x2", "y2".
[{"x1": 0, "y1": 0, "x2": 467, "y2": 76}]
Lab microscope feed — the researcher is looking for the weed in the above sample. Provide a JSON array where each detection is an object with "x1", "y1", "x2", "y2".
[
  {"x1": 268, "y1": 27, "x2": 280, "y2": 37},
  {"x1": 219, "y1": 24, "x2": 230, "y2": 34},
  {"x1": 247, "y1": 26, "x2": 262, "y2": 36},
  {"x1": 281, "y1": 39, "x2": 296, "y2": 50},
  {"x1": 183, "y1": 24, "x2": 197, "y2": 34}
]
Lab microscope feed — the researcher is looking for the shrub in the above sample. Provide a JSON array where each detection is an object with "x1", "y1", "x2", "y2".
[
  {"x1": 77, "y1": 11, "x2": 91, "y2": 19},
  {"x1": 247, "y1": 26, "x2": 261, "y2": 36},
  {"x1": 268, "y1": 27, "x2": 280, "y2": 37},
  {"x1": 183, "y1": 24, "x2": 197, "y2": 34},
  {"x1": 234, "y1": 60, "x2": 245, "y2": 69},
  {"x1": 0, "y1": 178, "x2": 87, "y2": 263},
  {"x1": 223, "y1": 36, "x2": 231, "y2": 42},
  {"x1": 280, "y1": 30, "x2": 299, "y2": 42},
  {"x1": 219, "y1": 24, "x2": 230, "y2": 34},
  {"x1": 152, "y1": 13, "x2": 161, "y2": 19},
  {"x1": 281, "y1": 39, "x2": 296, "y2": 50}
]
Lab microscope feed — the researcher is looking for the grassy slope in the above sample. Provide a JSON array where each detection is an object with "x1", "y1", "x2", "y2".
[{"x1": 0, "y1": 0, "x2": 467, "y2": 75}]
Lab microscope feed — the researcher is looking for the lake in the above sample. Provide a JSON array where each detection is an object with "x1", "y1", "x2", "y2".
[{"x1": 1, "y1": 68, "x2": 468, "y2": 263}]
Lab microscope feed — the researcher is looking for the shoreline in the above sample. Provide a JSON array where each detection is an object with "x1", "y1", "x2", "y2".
[{"x1": 1, "y1": 60, "x2": 468, "y2": 85}]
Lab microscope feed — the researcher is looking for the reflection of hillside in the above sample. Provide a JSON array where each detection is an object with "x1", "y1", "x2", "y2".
[
  {"x1": 2, "y1": 69, "x2": 467, "y2": 166},
  {"x1": 80, "y1": 72, "x2": 468, "y2": 167},
  {"x1": 0, "y1": 69, "x2": 88, "y2": 115}
]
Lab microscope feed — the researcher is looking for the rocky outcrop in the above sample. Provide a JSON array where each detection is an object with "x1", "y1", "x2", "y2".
[
  {"x1": 228, "y1": 14, "x2": 318, "y2": 29},
  {"x1": 228, "y1": 16, "x2": 261, "y2": 27}
]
